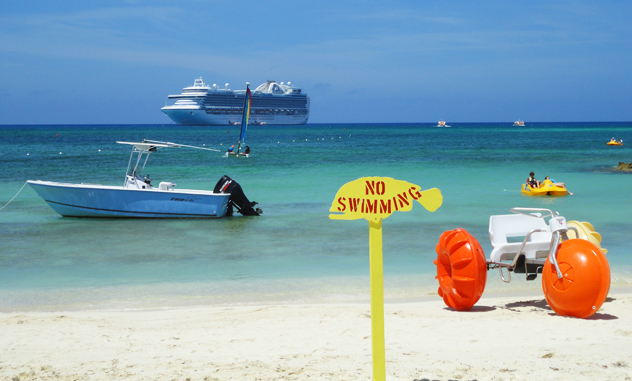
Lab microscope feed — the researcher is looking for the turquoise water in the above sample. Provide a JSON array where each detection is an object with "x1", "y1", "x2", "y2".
[{"x1": 1, "y1": 122, "x2": 631, "y2": 311}]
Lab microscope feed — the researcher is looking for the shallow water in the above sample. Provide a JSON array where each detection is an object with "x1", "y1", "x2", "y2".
[{"x1": 0, "y1": 122, "x2": 630, "y2": 311}]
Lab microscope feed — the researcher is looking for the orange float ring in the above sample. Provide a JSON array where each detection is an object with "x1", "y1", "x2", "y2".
[
  {"x1": 434, "y1": 228, "x2": 487, "y2": 311},
  {"x1": 542, "y1": 239, "x2": 610, "y2": 318}
]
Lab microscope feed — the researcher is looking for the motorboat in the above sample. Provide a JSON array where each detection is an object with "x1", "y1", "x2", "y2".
[
  {"x1": 28, "y1": 140, "x2": 261, "y2": 218},
  {"x1": 513, "y1": 120, "x2": 525, "y2": 126},
  {"x1": 521, "y1": 179, "x2": 569, "y2": 196},
  {"x1": 436, "y1": 120, "x2": 451, "y2": 127}
]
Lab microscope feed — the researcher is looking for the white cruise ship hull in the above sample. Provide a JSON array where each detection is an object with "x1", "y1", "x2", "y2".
[{"x1": 161, "y1": 107, "x2": 309, "y2": 126}]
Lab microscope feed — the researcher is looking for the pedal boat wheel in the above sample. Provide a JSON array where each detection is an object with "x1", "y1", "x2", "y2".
[
  {"x1": 434, "y1": 228, "x2": 487, "y2": 311},
  {"x1": 542, "y1": 239, "x2": 610, "y2": 318}
]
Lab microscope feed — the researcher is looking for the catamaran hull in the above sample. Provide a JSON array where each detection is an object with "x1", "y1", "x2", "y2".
[{"x1": 27, "y1": 180, "x2": 230, "y2": 218}]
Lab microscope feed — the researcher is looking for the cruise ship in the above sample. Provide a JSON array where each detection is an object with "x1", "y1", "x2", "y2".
[{"x1": 161, "y1": 78, "x2": 310, "y2": 125}]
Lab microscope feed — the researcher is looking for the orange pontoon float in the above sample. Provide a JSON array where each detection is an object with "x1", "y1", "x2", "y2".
[{"x1": 434, "y1": 207, "x2": 610, "y2": 318}]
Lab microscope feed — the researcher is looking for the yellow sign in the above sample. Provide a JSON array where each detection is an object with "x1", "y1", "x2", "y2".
[
  {"x1": 329, "y1": 177, "x2": 442, "y2": 221},
  {"x1": 329, "y1": 176, "x2": 442, "y2": 381}
]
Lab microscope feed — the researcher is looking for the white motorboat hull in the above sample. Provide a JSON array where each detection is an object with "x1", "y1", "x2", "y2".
[{"x1": 28, "y1": 180, "x2": 230, "y2": 218}]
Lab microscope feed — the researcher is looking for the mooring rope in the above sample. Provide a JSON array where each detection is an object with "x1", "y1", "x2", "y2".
[{"x1": 0, "y1": 181, "x2": 29, "y2": 212}]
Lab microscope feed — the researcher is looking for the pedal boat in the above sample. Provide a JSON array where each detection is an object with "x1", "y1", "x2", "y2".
[
  {"x1": 521, "y1": 179, "x2": 569, "y2": 196},
  {"x1": 607, "y1": 140, "x2": 623, "y2": 146},
  {"x1": 434, "y1": 207, "x2": 610, "y2": 318}
]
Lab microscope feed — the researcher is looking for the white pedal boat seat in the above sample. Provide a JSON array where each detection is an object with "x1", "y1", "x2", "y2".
[{"x1": 488, "y1": 213, "x2": 552, "y2": 263}]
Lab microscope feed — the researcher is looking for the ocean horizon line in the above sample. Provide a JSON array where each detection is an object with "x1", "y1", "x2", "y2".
[{"x1": 1, "y1": 120, "x2": 631, "y2": 127}]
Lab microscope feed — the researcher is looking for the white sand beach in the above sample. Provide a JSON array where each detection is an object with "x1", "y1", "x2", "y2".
[{"x1": 1, "y1": 291, "x2": 631, "y2": 381}]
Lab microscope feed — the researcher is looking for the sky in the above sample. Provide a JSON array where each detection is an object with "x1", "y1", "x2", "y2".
[{"x1": 0, "y1": 0, "x2": 630, "y2": 124}]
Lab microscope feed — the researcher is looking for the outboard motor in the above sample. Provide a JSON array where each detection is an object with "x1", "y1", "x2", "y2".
[{"x1": 214, "y1": 175, "x2": 261, "y2": 216}]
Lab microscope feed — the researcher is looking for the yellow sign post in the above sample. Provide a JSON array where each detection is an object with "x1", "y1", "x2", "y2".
[{"x1": 329, "y1": 177, "x2": 442, "y2": 380}]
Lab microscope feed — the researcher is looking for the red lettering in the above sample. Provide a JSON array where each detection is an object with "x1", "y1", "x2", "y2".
[
  {"x1": 408, "y1": 187, "x2": 421, "y2": 200},
  {"x1": 392, "y1": 196, "x2": 399, "y2": 211},
  {"x1": 337, "y1": 197, "x2": 346, "y2": 212},
  {"x1": 365, "y1": 199, "x2": 378, "y2": 214},
  {"x1": 397, "y1": 192, "x2": 410, "y2": 207},
  {"x1": 365, "y1": 181, "x2": 376, "y2": 195},
  {"x1": 376, "y1": 181, "x2": 385, "y2": 195},
  {"x1": 349, "y1": 198, "x2": 361, "y2": 212},
  {"x1": 379, "y1": 199, "x2": 391, "y2": 214}
]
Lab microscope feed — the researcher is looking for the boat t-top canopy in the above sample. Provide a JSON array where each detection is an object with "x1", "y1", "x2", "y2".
[
  {"x1": 117, "y1": 139, "x2": 219, "y2": 152},
  {"x1": 118, "y1": 139, "x2": 220, "y2": 183}
]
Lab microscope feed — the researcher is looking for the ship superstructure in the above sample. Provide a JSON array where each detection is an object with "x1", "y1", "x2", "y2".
[{"x1": 161, "y1": 78, "x2": 310, "y2": 125}]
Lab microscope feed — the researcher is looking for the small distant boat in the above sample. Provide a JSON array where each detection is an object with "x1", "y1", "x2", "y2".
[
  {"x1": 437, "y1": 120, "x2": 451, "y2": 127},
  {"x1": 226, "y1": 83, "x2": 252, "y2": 158},
  {"x1": 607, "y1": 138, "x2": 623, "y2": 146},
  {"x1": 513, "y1": 120, "x2": 525, "y2": 126},
  {"x1": 28, "y1": 140, "x2": 261, "y2": 218}
]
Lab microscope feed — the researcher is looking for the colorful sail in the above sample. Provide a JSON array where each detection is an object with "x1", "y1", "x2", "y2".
[{"x1": 237, "y1": 84, "x2": 251, "y2": 154}]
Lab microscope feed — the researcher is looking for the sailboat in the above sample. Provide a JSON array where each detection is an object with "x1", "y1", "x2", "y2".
[{"x1": 226, "y1": 83, "x2": 252, "y2": 158}]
